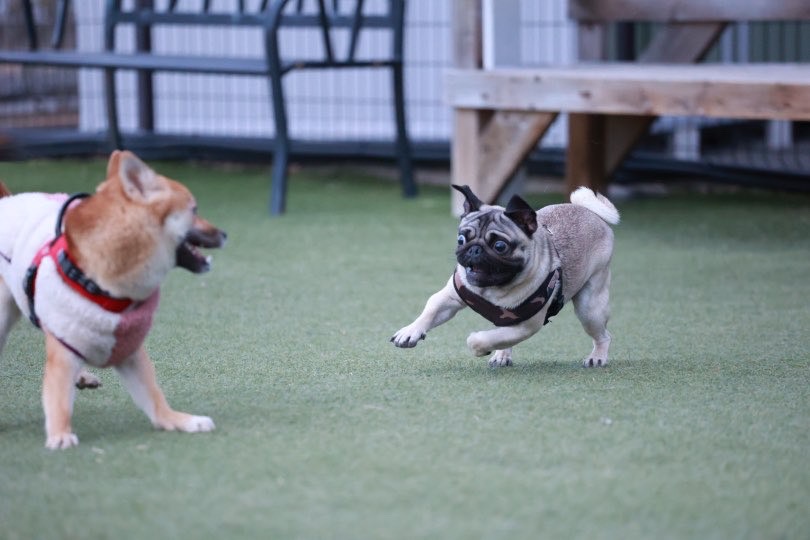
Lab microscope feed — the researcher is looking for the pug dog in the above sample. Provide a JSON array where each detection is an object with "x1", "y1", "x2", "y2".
[{"x1": 391, "y1": 185, "x2": 619, "y2": 367}]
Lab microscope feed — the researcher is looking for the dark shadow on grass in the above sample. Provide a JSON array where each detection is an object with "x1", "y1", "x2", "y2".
[
  {"x1": 419, "y1": 357, "x2": 622, "y2": 378},
  {"x1": 0, "y1": 418, "x2": 42, "y2": 434}
]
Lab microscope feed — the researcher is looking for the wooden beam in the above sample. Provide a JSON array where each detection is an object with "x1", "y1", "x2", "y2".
[
  {"x1": 475, "y1": 111, "x2": 558, "y2": 203},
  {"x1": 565, "y1": 20, "x2": 608, "y2": 194},
  {"x1": 637, "y1": 22, "x2": 726, "y2": 63},
  {"x1": 569, "y1": 0, "x2": 810, "y2": 22},
  {"x1": 445, "y1": 64, "x2": 810, "y2": 121},
  {"x1": 603, "y1": 22, "x2": 726, "y2": 174},
  {"x1": 451, "y1": 0, "x2": 483, "y2": 215},
  {"x1": 452, "y1": 109, "x2": 486, "y2": 214},
  {"x1": 566, "y1": 114, "x2": 606, "y2": 194},
  {"x1": 452, "y1": 0, "x2": 482, "y2": 69}
]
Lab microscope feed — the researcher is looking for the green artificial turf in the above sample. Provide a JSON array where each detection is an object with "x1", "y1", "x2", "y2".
[{"x1": 0, "y1": 158, "x2": 808, "y2": 539}]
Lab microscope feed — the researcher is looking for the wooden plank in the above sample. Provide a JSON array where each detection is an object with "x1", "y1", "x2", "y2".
[
  {"x1": 604, "y1": 22, "x2": 725, "y2": 174},
  {"x1": 566, "y1": 114, "x2": 606, "y2": 193},
  {"x1": 637, "y1": 23, "x2": 726, "y2": 63},
  {"x1": 476, "y1": 111, "x2": 558, "y2": 202},
  {"x1": 444, "y1": 64, "x2": 810, "y2": 121},
  {"x1": 577, "y1": 22, "x2": 608, "y2": 61},
  {"x1": 451, "y1": 109, "x2": 485, "y2": 215},
  {"x1": 453, "y1": 0, "x2": 482, "y2": 69},
  {"x1": 451, "y1": 0, "x2": 483, "y2": 215},
  {"x1": 565, "y1": 20, "x2": 608, "y2": 194},
  {"x1": 569, "y1": 0, "x2": 810, "y2": 22}
]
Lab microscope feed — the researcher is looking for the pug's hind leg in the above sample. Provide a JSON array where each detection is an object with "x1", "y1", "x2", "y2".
[
  {"x1": 488, "y1": 348, "x2": 513, "y2": 367},
  {"x1": 572, "y1": 268, "x2": 612, "y2": 367}
]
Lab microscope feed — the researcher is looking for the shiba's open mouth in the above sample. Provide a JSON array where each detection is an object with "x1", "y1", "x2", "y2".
[{"x1": 176, "y1": 227, "x2": 227, "y2": 273}]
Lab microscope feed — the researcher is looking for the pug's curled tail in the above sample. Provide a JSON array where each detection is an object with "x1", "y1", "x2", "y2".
[{"x1": 570, "y1": 186, "x2": 619, "y2": 225}]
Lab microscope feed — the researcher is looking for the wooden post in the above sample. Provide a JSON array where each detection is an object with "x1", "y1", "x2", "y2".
[
  {"x1": 451, "y1": 0, "x2": 483, "y2": 215},
  {"x1": 566, "y1": 20, "x2": 726, "y2": 194},
  {"x1": 565, "y1": 22, "x2": 607, "y2": 194}
]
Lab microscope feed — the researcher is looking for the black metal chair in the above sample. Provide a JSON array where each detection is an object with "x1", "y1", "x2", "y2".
[{"x1": 8, "y1": 0, "x2": 418, "y2": 214}]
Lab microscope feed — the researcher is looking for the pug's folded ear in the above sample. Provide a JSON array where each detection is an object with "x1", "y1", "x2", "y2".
[
  {"x1": 452, "y1": 184, "x2": 484, "y2": 216},
  {"x1": 505, "y1": 195, "x2": 538, "y2": 238}
]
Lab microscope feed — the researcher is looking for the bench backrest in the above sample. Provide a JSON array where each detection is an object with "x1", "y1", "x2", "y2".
[{"x1": 105, "y1": 0, "x2": 406, "y2": 63}]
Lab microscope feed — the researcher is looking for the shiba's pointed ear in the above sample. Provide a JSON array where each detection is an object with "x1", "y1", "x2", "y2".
[
  {"x1": 106, "y1": 150, "x2": 122, "y2": 178},
  {"x1": 452, "y1": 184, "x2": 483, "y2": 216},
  {"x1": 116, "y1": 151, "x2": 163, "y2": 201},
  {"x1": 504, "y1": 194, "x2": 538, "y2": 237}
]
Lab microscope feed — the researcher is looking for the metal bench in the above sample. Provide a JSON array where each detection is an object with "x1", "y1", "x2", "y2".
[
  {"x1": 446, "y1": 0, "x2": 810, "y2": 213},
  {"x1": 0, "y1": 0, "x2": 417, "y2": 215}
]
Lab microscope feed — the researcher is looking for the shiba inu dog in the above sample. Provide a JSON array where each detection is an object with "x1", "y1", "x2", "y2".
[
  {"x1": 0, "y1": 151, "x2": 226, "y2": 449},
  {"x1": 392, "y1": 185, "x2": 619, "y2": 368}
]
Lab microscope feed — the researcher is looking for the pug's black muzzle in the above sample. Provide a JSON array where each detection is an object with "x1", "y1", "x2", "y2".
[{"x1": 456, "y1": 242, "x2": 522, "y2": 288}]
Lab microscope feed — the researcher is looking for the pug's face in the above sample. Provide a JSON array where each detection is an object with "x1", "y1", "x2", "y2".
[{"x1": 453, "y1": 185, "x2": 539, "y2": 288}]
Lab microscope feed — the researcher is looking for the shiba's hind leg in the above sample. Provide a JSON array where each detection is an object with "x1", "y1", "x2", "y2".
[
  {"x1": 0, "y1": 276, "x2": 21, "y2": 357},
  {"x1": 42, "y1": 331, "x2": 84, "y2": 449},
  {"x1": 0, "y1": 275, "x2": 97, "y2": 387}
]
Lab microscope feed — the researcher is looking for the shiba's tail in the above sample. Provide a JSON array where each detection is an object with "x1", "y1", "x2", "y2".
[
  {"x1": 0, "y1": 181, "x2": 10, "y2": 198},
  {"x1": 570, "y1": 186, "x2": 619, "y2": 225}
]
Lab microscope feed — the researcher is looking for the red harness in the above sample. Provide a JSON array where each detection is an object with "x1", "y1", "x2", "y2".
[{"x1": 23, "y1": 193, "x2": 134, "y2": 328}]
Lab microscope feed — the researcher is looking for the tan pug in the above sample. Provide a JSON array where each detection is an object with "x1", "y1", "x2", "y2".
[{"x1": 392, "y1": 185, "x2": 619, "y2": 368}]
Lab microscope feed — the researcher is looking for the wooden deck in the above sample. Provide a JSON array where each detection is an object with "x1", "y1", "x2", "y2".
[
  {"x1": 446, "y1": 63, "x2": 810, "y2": 121},
  {"x1": 448, "y1": 0, "x2": 810, "y2": 214}
]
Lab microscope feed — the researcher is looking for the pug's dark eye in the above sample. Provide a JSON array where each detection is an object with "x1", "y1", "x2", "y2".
[
  {"x1": 457, "y1": 234, "x2": 466, "y2": 246},
  {"x1": 492, "y1": 240, "x2": 509, "y2": 253}
]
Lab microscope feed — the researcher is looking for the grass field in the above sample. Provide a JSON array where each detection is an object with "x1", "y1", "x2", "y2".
[{"x1": 0, "y1": 158, "x2": 808, "y2": 540}]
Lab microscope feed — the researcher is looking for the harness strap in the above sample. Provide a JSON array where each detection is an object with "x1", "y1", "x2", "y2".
[
  {"x1": 23, "y1": 193, "x2": 134, "y2": 328},
  {"x1": 453, "y1": 267, "x2": 564, "y2": 327}
]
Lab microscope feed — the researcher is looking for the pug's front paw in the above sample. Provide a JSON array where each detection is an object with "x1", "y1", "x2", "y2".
[
  {"x1": 488, "y1": 349, "x2": 513, "y2": 367},
  {"x1": 466, "y1": 332, "x2": 492, "y2": 357},
  {"x1": 390, "y1": 324, "x2": 427, "y2": 348}
]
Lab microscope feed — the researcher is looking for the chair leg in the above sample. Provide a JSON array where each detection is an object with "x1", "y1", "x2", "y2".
[
  {"x1": 268, "y1": 72, "x2": 289, "y2": 216},
  {"x1": 269, "y1": 135, "x2": 289, "y2": 215},
  {"x1": 103, "y1": 68, "x2": 122, "y2": 151},
  {"x1": 392, "y1": 62, "x2": 417, "y2": 198}
]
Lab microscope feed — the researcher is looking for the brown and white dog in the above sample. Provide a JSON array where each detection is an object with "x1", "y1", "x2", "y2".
[{"x1": 0, "y1": 151, "x2": 226, "y2": 449}]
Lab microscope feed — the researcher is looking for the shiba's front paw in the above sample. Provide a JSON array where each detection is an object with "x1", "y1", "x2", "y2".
[
  {"x1": 390, "y1": 324, "x2": 427, "y2": 348},
  {"x1": 45, "y1": 432, "x2": 79, "y2": 450},
  {"x1": 154, "y1": 413, "x2": 215, "y2": 433},
  {"x1": 182, "y1": 415, "x2": 215, "y2": 433},
  {"x1": 488, "y1": 349, "x2": 513, "y2": 367},
  {"x1": 466, "y1": 332, "x2": 492, "y2": 357}
]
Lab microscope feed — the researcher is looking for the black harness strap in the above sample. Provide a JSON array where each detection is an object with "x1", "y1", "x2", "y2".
[
  {"x1": 23, "y1": 192, "x2": 91, "y2": 327},
  {"x1": 453, "y1": 267, "x2": 564, "y2": 327}
]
